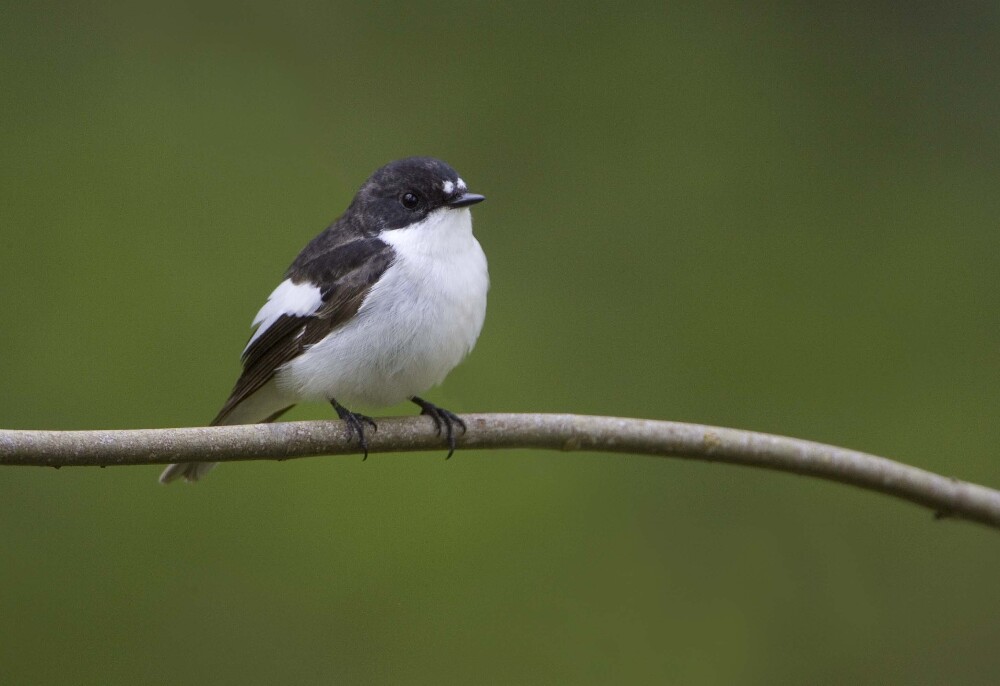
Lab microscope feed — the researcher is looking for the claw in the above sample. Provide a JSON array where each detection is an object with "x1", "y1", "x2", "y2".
[
  {"x1": 411, "y1": 397, "x2": 466, "y2": 458},
  {"x1": 331, "y1": 400, "x2": 378, "y2": 460}
]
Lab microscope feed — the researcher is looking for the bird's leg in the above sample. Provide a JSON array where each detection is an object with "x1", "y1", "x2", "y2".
[
  {"x1": 411, "y1": 397, "x2": 466, "y2": 459},
  {"x1": 330, "y1": 400, "x2": 378, "y2": 460}
]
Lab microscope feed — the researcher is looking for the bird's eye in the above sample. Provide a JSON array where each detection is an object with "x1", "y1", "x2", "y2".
[{"x1": 400, "y1": 192, "x2": 420, "y2": 210}]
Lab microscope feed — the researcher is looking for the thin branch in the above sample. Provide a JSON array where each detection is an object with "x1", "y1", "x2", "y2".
[{"x1": 1, "y1": 413, "x2": 998, "y2": 530}]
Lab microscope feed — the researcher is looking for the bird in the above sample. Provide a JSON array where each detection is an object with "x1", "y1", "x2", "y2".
[{"x1": 159, "y1": 157, "x2": 489, "y2": 483}]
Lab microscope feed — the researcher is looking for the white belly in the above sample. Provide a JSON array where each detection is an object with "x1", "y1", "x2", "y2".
[{"x1": 276, "y1": 208, "x2": 488, "y2": 408}]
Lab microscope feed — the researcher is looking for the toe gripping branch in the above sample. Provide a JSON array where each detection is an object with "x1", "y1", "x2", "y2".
[
  {"x1": 330, "y1": 400, "x2": 378, "y2": 460},
  {"x1": 411, "y1": 397, "x2": 467, "y2": 459}
]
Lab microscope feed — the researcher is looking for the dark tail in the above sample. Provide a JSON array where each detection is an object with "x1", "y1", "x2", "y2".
[{"x1": 159, "y1": 381, "x2": 294, "y2": 484}]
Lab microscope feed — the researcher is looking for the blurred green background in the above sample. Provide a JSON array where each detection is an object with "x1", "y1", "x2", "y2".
[{"x1": 2, "y1": 2, "x2": 999, "y2": 684}]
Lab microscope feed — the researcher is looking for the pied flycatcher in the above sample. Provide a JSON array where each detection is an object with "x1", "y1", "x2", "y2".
[{"x1": 160, "y1": 157, "x2": 488, "y2": 483}]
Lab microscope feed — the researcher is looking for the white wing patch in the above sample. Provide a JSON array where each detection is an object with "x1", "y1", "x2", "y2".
[{"x1": 244, "y1": 278, "x2": 323, "y2": 352}]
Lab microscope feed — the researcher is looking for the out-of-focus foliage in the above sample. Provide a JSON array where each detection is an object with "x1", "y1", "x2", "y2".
[{"x1": 2, "y1": 2, "x2": 998, "y2": 684}]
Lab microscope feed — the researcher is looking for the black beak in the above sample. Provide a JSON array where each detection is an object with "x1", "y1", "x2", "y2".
[{"x1": 446, "y1": 192, "x2": 485, "y2": 208}]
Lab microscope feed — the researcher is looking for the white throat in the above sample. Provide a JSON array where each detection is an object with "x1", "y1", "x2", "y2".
[{"x1": 380, "y1": 206, "x2": 479, "y2": 257}]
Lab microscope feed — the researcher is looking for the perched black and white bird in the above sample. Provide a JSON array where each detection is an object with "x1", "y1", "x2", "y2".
[{"x1": 160, "y1": 157, "x2": 488, "y2": 483}]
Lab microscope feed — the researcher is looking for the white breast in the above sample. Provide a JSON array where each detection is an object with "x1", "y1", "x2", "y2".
[{"x1": 277, "y1": 207, "x2": 489, "y2": 408}]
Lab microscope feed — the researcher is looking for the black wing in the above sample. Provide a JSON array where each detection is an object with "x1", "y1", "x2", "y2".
[{"x1": 212, "y1": 235, "x2": 394, "y2": 424}]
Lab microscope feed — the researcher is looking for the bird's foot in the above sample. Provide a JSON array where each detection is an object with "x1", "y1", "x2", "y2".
[
  {"x1": 330, "y1": 400, "x2": 378, "y2": 460},
  {"x1": 411, "y1": 397, "x2": 466, "y2": 459}
]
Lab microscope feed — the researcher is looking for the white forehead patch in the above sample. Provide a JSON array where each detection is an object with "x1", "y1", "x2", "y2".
[
  {"x1": 456, "y1": 178, "x2": 467, "y2": 192},
  {"x1": 442, "y1": 180, "x2": 455, "y2": 195}
]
